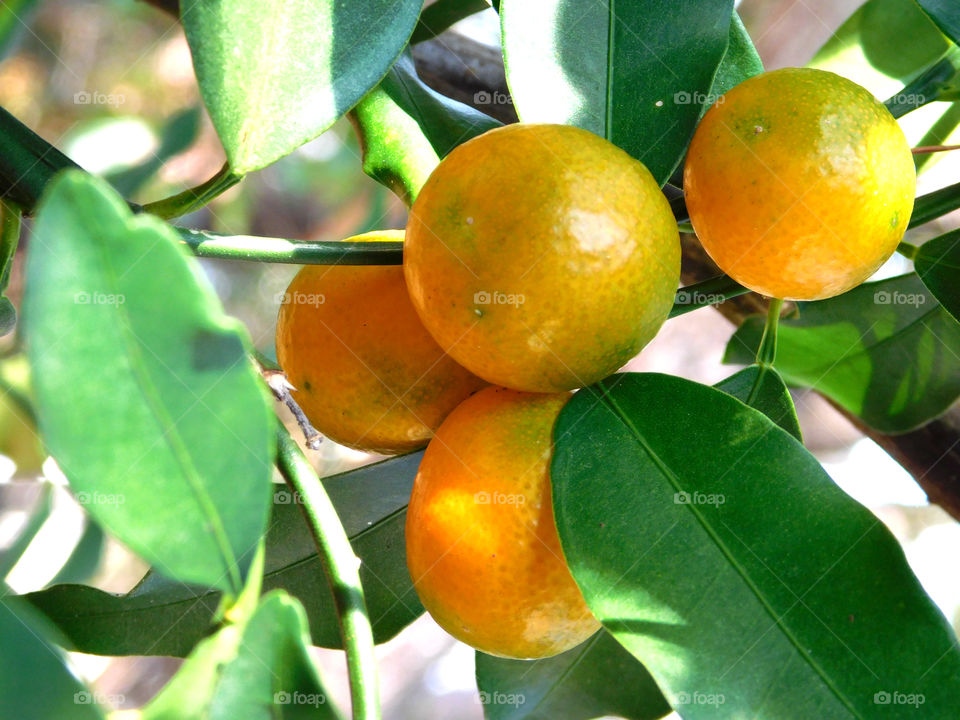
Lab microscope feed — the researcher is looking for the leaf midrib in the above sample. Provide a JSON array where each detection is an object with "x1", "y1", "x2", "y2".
[
  {"x1": 596, "y1": 379, "x2": 862, "y2": 718},
  {"x1": 88, "y1": 201, "x2": 241, "y2": 593}
]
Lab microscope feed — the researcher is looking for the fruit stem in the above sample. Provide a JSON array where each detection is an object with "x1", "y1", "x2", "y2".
[
  {"x1": 275, "y1": 423, "x2": 381, "y2": 720},
  {"x1": 756, "y1": 297, "x2": 784, "y2": 368},
  {"x1": 175, "y1": 227, "x2": 405, "y2": 265},
  {"x1": 141, "y1": 163, "x2": 242, "y2": 220}
]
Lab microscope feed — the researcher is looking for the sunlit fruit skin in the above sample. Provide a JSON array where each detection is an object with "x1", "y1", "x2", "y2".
[
  {"x1": 404, "y1": 123, "x2": 680, "y2": 393},
  {"x1": 684, "y1": 67, "x2": 916, "y2": 301},
  {"x1": 405, "y1": 386, "x2": 600, "y2": 659},
  {"x1": 275, "y1": 230, "x2": 487, "y2": 455}
]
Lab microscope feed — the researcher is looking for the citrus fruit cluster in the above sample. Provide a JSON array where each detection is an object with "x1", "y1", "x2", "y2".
[
  {"x1": 275, "y1": 70, "x2": 912, "y2": 659},
  {"x1": 276, "y1": 123, "x2": 679, "y2": 658}
]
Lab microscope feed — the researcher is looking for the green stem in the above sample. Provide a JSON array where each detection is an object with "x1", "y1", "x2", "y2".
[
  {"x1": 897, "y1": 241, "x2": 919, "y2": 260},
  {"x1": 0, "y1": 200, "x2": 21, "y2": 291},
  {"x1": 141, "y1": 163, "x2": 242, "y2": 220},
  {"x1": 176, "y1": 228, "x2": 404, "y2": 265},
  {"x1": 669, "y1": 275, "x2": 751, "y2": 318},
  {"x1": 275, "y1": 424, "x2": 380, "y2": 720},
  {"x1": 756, "y1": 297, "x2": 784, "y2": 368}
]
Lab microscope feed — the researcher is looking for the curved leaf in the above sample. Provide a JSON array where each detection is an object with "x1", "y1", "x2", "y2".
[
  {"x1": 714, "y1": 366, "x2": 802, "y2": 441},
  {"x1": 0, "y1": 597, "x2": 104, "y2": 719},
  {"x1": 724, "y1": 274, "x2": 960, "y2": 433},
  {"x1": 24, "y1": 172, "x2": 273, "y2": 593},
  {"x1": 24, "y1": 452, "x2": 424, "y2": 656},
  {"x1": 501, "y1": 0, "x2": 733, "y2": 184},
  {"x1": 917, "y1": 0, "x2": 960, "y2": 45},
  {"x1": 142, "y1": 592, "x2": 340, "y2": 720},
  {"x1": 915, "y1": 229, "x2": 960, "y2": 323},
  {"x1": 552, "y1": 373, "x2": 960, "y2": 718},
  {"x1": 475, "y1": 630, "x2": 670, "y2": 720},
  {"x1": 181, "y1": 0, "x2": 421, "y2": 173},
  {"x1": 710, "y1": 11, "x2": 763, "y2": 97}
]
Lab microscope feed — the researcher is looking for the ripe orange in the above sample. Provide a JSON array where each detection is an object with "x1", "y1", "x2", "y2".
[
  {"x1": 684, "y1": 67, "x2": 915, "y2": 300},
  {"x1": 405, "y1": 386, "x2": 599, "y2": 659},
  {"x1": 404, "y1": 123, "x2": 680, "y2": 393},
  {"x1": 275, "y1": 230, "x2": 486, "y2": 455}
]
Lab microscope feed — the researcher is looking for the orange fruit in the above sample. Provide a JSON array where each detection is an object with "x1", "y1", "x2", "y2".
[
  {"x1": 405, "y1": 386, "x2": 599, "y2": 659},
  {"x1": 275, "y1": 230, "x2": 486, "y2": 455},
  {"x1": 404, "y1": 123, "x2": 680, "y2": 393},
  {"x1": 684, "y1": 67, "x2": 915, "y2": 301}
]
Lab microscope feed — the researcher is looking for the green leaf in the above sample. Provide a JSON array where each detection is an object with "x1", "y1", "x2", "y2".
[
  {"x1": 917, "y1": 0, "x2": 960, "y2": 45},
  {"x1": 810, "y1": 0, "x2": 950, "y2": 86},
  {"x1": 909, "y1": 179, "x2": 960, "y2": 228},
  {"x1": 475, "y1": 630, "x2": 670, "y2": 720},
  {"x1": 552, "y1": 372, "x2": 960, "y2": 718},
  {"x1": 915, "y1": 230, "x2": 960, "y2": 323},
  {"x1": 710, "y1": 11, "x2": 763, "y2": 96},
  {"x1": 24, "y1": 452, "x2": 424, "y2": 656},
  {"x1": 411, "y1": 0, "x2": 490, "y2": 44},
  {"x1": 23, "y1": 171, "x2": 273, "y2": 593},
  {"x1": 0, "y1": 596, "x2": 104, "y2": 719},
  {"x1": 142, "y1": 591, "x2": 340, "y2": 720},
  {"x1": 47, "y1": 520, "x2": 105, "y2": 587},
  {"x1": 714, "y1": 366, "x2": 802, "y2": 441},
  {"x1": 501, "y1": 0, "x2": 734, "y2": 184},
  {"x1": 107, "y1": 107, "x2": 202, "y2": 197},
  {"x1": 724, "y1": 274, "x2": 960, "y2": 433},
  {"x1": 181, "y1": 0, "x2": 421, "y2": 173},
  {"x1": 0, "y1": 484, "x2": 51, "y2": 580},
  {"x1": 378, "y1": 53, "x2": 501, "y2": 159},
  {"x1": 0, "y1": 297, "x2": 13, "y2": 337},
  {"x1": 0, "y1": 106, "x2": 81, "y2": 212}
]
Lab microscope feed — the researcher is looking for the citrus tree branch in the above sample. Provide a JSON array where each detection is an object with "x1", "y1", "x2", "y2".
[{"x1": 275, "y1": 423, "x2": 380, "y2": 720}]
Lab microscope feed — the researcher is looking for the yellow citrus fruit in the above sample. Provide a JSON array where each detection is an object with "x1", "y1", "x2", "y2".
[
  {"x1": 275, "y1": 230, "x2": 486, "y2": 455},
  {"x1": 684, "y1": 67, "x2": 915, "y2": 301},
  {"x1": 405, "y1": 386, "x2": 599, "y2": 659},
  {"x1": 404, "y1": 123, "x2": 680, "y2": 393}
]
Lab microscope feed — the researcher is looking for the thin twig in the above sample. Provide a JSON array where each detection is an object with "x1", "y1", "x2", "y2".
[{"x1": 275, "y1": 424, "x2": 381, "y2": 720}]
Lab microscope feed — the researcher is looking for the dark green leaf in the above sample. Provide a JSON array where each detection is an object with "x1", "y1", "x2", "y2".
[
  {"x1": 475, "y1": 630, "x2": 670, "y2": 720},
  {"x1": 910, "y1": 180, "x2": 960, "y2": 228},
  {"x1": 181, "y1": 0, "x2": 421, "y2": 173},
  {"x1": 501, "y1": 0, "x2": 734, "y2": 184},
  {"x1": 0, "y1": 106, "x2": 82, "y2": 212},
  {"x1": 0, "y1": 484, "x2": 51, "y2": 579},
  {"x1": 142, "y1": 591, "x2": 340, "y2": 720},
  {"x1": 0, "y1": 596, "x2": 104, "y2": 719},
  {"x1": 0, "y1": 297, "x2": 13, "y2": 336},
  {"x1": 47, "y1": 521, "x2": 105, "y2": 587},
  {"x1": 379, "y1": 53, "x2": 501, "y2": 159},
  {"x1": 24, "y1": 172, "x2": 273, "y2": 593},
  {"x1": 917, "y1": 0, "x2": 960, "y2": 45},
  {"x1": 724, "y1": 274, "x2": 960, "y2": 433},
  {"x1": 710, "y1": 11, "x2": 763, "y2": 96},
  {"x1": 714, "y1": 366, "x2": 802, "y2": 441},
  {"x1": 411, "y1": 0, "x2": 490, "y2": 44},
  {"x1": 107, "y1": 107, "x2": 202, "y2": 197},
  {"x1": 915, "y1": 230, "x2": 960, "y2": 323},
  {"x1": 552, "y1": 372, "x2": 960, "y2": 718},
  {"x1": 25, "y1": 453, "x2": 424, "y2": 656}
]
